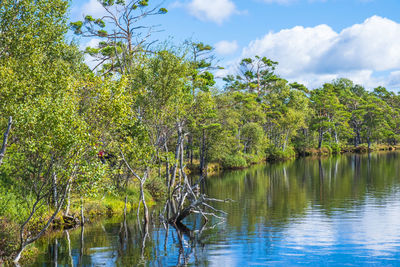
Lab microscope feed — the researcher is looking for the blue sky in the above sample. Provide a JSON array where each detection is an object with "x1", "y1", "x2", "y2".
[{"x1": 70, "y1": 0, "x2": 400, "y2": 91}]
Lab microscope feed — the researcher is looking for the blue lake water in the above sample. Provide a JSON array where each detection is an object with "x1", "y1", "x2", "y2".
[{"x1": 33, "y1": 152, "x2": 400, "y2": 266}]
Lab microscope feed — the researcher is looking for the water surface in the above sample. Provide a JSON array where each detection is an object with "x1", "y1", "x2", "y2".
[{"x1": 33, "y1": 152, "x2": 400, "y2": 266}]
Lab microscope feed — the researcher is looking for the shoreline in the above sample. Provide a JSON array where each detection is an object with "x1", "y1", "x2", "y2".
[{"x1": 1, "y1": 146, "x2": 399, "y2": 264}]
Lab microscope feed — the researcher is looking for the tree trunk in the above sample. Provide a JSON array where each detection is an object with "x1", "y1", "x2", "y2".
[
  {"x1": 164, "y1": 142, "x2": 170, "y2": 187},
  {"x1": 80, "y1": 197, "x2": 85, "y2": 226},
  {"x1": 53, "y1": 238, "x2": 58, "y2": 267},
  {"x1": 334, "y1": 128, "x2": 339, "y2": 144},
  {"x1": 283, "y1": 130, "x2": 290, "y2": 151},
  {"x1": 353, "y1": 129, "x2": 359, "y2": 147},
  {"x1": 0, "y1": 116, "x2": 12, "y2": 167},
  {"x1": 200, "y1": 128, "x2": 206, "y2": 176},
  {"x1": 64, "y1": 185, "x2": 71, "y2": 216},
  {"x1": 53, "y1": 172, "x2": 58, "y2": 208},
  {"x1": 367, "y1": 136, "x2": 371, "y2": 150},
  {"x1": 318, "y1": 129, "x2": 323, "y2": 149},
  {"x1": 170, "y1": 124, "x2": 183, "y2": 190}
]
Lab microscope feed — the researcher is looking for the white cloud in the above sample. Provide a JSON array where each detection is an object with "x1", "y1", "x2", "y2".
[
  {"x1": 186, "y1": 0, "x2": 239, "y2": 24},
  {"x1": 81, "y1": 0, "x2": 107, "y2": 18},
  {"x1": 235, "y1": 16, "x2": 400, "y2": 90},
  {"x1": 261, "y1": 0, "x2": 298, "y2": 4},
  {"x1": 80, "y1": 38, "x2": 102, "y2": 50},
  {"x1": 214, "y1": 40, "x2": 239, "y2": 55}
]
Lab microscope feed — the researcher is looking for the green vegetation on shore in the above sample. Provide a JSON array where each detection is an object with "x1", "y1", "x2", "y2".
[{"x1": 2, "y1": 0, "x2": 400, "y2": 263}]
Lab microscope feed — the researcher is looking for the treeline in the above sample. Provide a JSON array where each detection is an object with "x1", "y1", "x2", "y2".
[{"x1": 1, "y1": 0, "x2": 400, "y2": 263}]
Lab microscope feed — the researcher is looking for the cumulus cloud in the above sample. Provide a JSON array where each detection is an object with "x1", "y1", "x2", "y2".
[
  {"x1": 214, "y1": 40, "x2": 239, "y2": 55},
  {"x1": 237, "y1": 16, "x2": 400, "y2": 90},
  {"x1": 81, "y1": 0, "x2": 107, "y2": 18},
  {"x1": 186, "y1": 0, "x2": 239, "y2": 24},
  {"x1": 261, "y1": 0, "x2": 298, "y2": 4}
]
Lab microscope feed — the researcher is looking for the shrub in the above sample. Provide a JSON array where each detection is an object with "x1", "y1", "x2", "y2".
[
  {"x1": 330, "y1": 143, "x2": 341, "y2": 154},
  {"x1": 243, "y1": 153, "x2": 265, "y2": 165},
  {"x1": 0, "y1": 217, "x2": 19, "y2": 260},
  {"x1": 145, "y1": 177, "x2": 167, "y2": 202},
  {"x1": 221, "y1": 154, "x2": 247, "y2": 169},
  {"x1": 266, "y1": 146, "x2": 296, "y2": 161},
  {"x1": 322, "y1": 145, "x2": 332, "y2": 154}
]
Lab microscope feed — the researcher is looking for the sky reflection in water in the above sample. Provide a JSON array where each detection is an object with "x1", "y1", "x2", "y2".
[{"x1": 33, "y1": 152, "x2": 400, "y2": 266}]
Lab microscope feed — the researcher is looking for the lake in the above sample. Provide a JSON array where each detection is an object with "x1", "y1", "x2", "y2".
[{"x1": 32, "y1": 152, "x2": 400, "y2": 266}]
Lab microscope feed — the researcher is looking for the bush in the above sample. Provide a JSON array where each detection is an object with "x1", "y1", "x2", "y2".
[
  {"x1": 330, "y1": 143, "x2": 341, "y2": 154},
  {"x1": 353, "y1": 143, "x2": 369, "y2": 153},
  {"x1": 0, "y1": 217, "x2": 19, "y2": 260},
  {"x1": 322, "y1": 145, "x2": 332, "y2": 154},
  {"x1": 145, "y1": 177, "x2": 167, "y2": 202},
  {"x1": 266, "y1": 146, "x2": 296, "y2": 161},
  {"x1": 221, "y1": 153, "x2": 248, "y2": 169},
  {"x1": 243, "y1": 153, "x2": 265, "y2": 165}
]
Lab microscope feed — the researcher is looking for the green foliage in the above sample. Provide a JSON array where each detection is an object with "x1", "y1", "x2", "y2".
[
  {"x1": 221, "y1": 154, "x2": 248, "y2": 169},
  {"x1": 266, "y1": 145, "x2": 296, "y2": 161},
  {"x1": 70, "y1": 0, "x2": 168, "y2": 75},
  {"x1": 85, "y1": 15, "x2": 95, "y2": 22},
  {"x1": 0, "y1": 217, "x2": 19, "y2": 260},
  {"x1": 242, "y1": 122, "x2": 265, "y2": 154},
  {"x1": 70, "y1": 21, "x2": 83, "y2": 34},
  {"x1": 243, "y1": 153, "x2": 265, "y2": 165},
  {"x1": 97, "y1": 29, "x2": 108, "y2": 37},
  {"x1": 322, "y1": 145, "x2": 333, "y2": 154},
  {"x1": 3, "y1": 0, "x2": 400, "y2": 260},
  {"x1": 330, "y1": 143, "x2": 341, "y2": 154},
  {"x1": 145, "y1": 176, "x2": 167, "y2": 202}
]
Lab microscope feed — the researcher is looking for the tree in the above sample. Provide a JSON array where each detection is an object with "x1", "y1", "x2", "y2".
[
  {"x1": 310, "y1": 83, "x2": 351, "y2": 149},
  {"x1": 0, "y1": 0, "x2": 103, "y2": 262},
  {"x1": 71, "y1": 0, "x2": 167, "y2": 75},
  {"x1": 190, "y1": 91, "x2": 220, "y2": 175},
  {"x1": 226, "y1": 55, "x2": 278, "y2": 96},
  {"x1": 361, "y1": 94, "x2": 391, "y2": 149},
  {"x1": 0, "y1": 0, "x2": 68, "y2": 60}
]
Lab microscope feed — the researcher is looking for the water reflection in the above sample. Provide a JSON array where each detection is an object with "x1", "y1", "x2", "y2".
[{"x1": 33, "y1": 152, "x2": 400, "y2": 266}]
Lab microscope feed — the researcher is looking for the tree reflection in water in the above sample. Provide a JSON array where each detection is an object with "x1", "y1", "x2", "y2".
[{"x1": 32, "y1": 152, "x2": 400, "y2": 266}]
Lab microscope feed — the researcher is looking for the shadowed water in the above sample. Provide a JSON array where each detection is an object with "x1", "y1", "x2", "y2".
[{"x1": 32, "y1": 152, "x2": 400, "y2": 266}]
